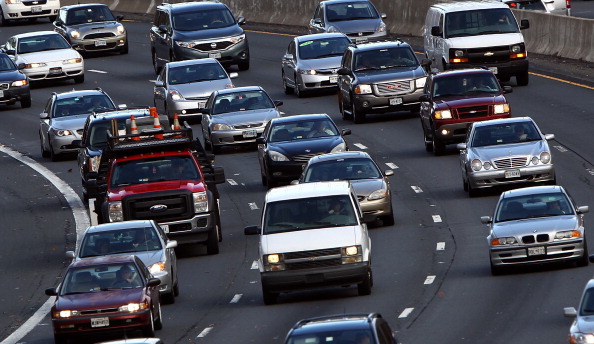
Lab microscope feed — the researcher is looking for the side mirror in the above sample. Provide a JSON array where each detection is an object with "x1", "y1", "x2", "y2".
[
  {"x1": 314, "y1": 18, "x2": 322, "y2": 25},
  {"x1": 244, "y1": 225, "x2": 260, "y2": 235},
  {"x1": 147, "y1": 277, "x2": 161, "y2": 287},
  {"x1": 116, "y1": 15, "x2": 124, "y2": 21},
  {"x1": 158, "y1": 24, "x2": 168, "y2": 33},
  {"x1": 117, "y1": 103, "x2": 127, "y2": 109},
  {"x1": 419, "y1": 94, "x2": 430, "y2": 102},
  {"x1": 421, "y1": 58, "x2": 432, "y2": 73},
  {"x1": 341, "y1": 128, "x2": 351, "y2": 136},
  {"x1": 212, "y1": 165, "x2": 226, "y2": 184},
  {"x1": 337, "y1": 67, "x2": 350, "y2": 75},
  {"x1": 199, "y1": 108, "x2": 209, "y2": 114},
  {"x1": 503, "y1": 86, "x2": 513, "y2": 94},
  {"x1": 39, "y1": 112, "x2": 50, "y2": 119},
  {"x1": 54, "y1": 19, "x2": 63, "y2": 26},
  {"x1": 384, "y1": 170, "x2": 394, "y2": 177},
  {"x1": 274, "y1": 100, "x2": 283, "y2": 107},
  {"x1": 480, "y1": 216, "x2": 492, "y2": 224},
  {"x1": 380, "y1": 13, "x2": 387, "y2": 19},
  {"x1": 256, "y1": 137, "x2": 266, "y2": 144},
  {"x1": 456, "y1": 143, "x2": 467, "y2": 150},
  {"x1": 237, "y1": 16, "x2": 246, "y2": 25},
  {"x1": 154, "y1": 80, "x2": 164, "y2": 87},
  {"x1": 283, "y1": 53, "x2": 294, "y2": 61},
  {"x1": 166, "y1": 240, "x2": 178, "y2": 249},
  {"x1": 229, "y1": 72, "x2": 238, "y2": 79},
  {"x1": 65, "y1": 251, "x2": 76, "y2": 259},
  {"x1": 5, "y1": 49, "x2": 15, "y2": 56},
  {"x1": 520, "y1": 18, "x2": 529, "y2": 30},
  {"x1": 431, "y1": 26, "x2": 442, "y2": 37},
  {"x1": 578, "y1": 206, "x2": 589, "y2": 214},
  {"x1": 45, "y1": 287, "x2": 58, "y2": 296},
  {"x1": 544, "y1": 133, "x2": 555, "y2": 141},
  {"x1": 564, "y1": 307, "x2": 577, "y2": 318}
]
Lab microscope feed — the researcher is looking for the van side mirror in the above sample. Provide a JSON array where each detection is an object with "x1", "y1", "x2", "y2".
[
  {"x1": 503, "y1": 86, "x2": 513, "y2": 94},
  {"x1": 244, "y1": 225, "x2": 260, "y2": 235},
  {"x1": 237, "y1": 16, "x2": 246, "y2": 25},
  {"x1": 520, "y1": 19, "x2": 529, "y2": 30},
  {"x1": 431, "y1": 26, "x2": 442, "y2": 37}
]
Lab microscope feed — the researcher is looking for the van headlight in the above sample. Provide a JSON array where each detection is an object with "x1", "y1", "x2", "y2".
[
  {"x1": 415, "y1": 77, "x2": 426, "y2": 89},
  {"x1": 264, "y1": 254, "x2": 285, "y2": 271},
  {"x1": 108, "y1": 201, "x2": 123, "y2": 222},
  {"x1": 342, "y1": 245, "x2": 362, "y2": 263}
]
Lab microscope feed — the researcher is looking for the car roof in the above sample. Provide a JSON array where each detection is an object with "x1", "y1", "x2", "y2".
[
  {"x1": 501, "y1": 185, "x2": 566, "y2": 198},
  {"x1": 13, "y1": 30, "x2": 62, "y2": 39},
  {"x1": 349, "y1": 39, "x2": 411, "y2": 51},
  {"x1": 163, "y1": 1, "x2": 225, "y2": 12},
  {"x1": 295, "y1": 32, "x2": 350, "y2": 43},
  {"x1": 289, "y1": 313, "x2": 376, "y2": 335},
  {"x1": 266, "y1": 181, "x2": 352, "y2": 203},
  {"x1": 61, "y1": 3, "x2": 109, "y2": 10},
  {"x1": 321, "y1": 0, "x2": 374, "y2": 5},
  {"x1": 54, "y1": 89, "x2": 107, "y2": 99},
  {"x1": 215, "y1": 85, "x2": 264, "y2": 95},
  {"x1": 166, "y1": 58, "x2": 221, "y2": 68},
  {"x1": 270, "y1": 113, "x2": 331, "y2": 124},
  {"x1": 472, "y1": 116, "x2": 534, "y2": 128},
  {"x1": 433, "y1": 68, "x2": 495, "y2": 78},
  {"x1": 308, "y1": 151, "x2": 371, "y2": 164},
  {"x1": 431, "y1": 0, "x2": 510, "y2": 12},
  {"x1": 69, "y1": 254, "x2": 137, "y2": 268},
  {"x1": 85, "y1": 220, "x2": 156, "y2": 234}
]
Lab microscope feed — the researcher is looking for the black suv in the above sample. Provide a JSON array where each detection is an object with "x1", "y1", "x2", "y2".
[
  {"x1": 337, "y1": 39, "x2": 429, "y2": 123},
  {"x1": 150, "y1": 1, "x2": 249, "y2": 74},
  {"x1": 284, "y1": 313, "x2": 397, "y2": 344}
]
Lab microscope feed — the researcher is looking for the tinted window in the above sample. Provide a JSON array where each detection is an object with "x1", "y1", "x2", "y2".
[
  {"x1": 213, "y1": 90, "x2": 274, "y2": 114},
  {"x1": 354, "y1": 47, "x2": 418, "y2": 71},
  {"x1": 298, "y1": 36, "x2": 350, "y2": 60},
  {"x1": 172, "y1": 8, "x2": 235, "y2": 30},
  {"x1": 110, "y1": 155, "x2": 200, "y2": 188},
  {"x1": 269, "y1": 119, "x2": 338, "y2": 142},
  {"x1": 432, "y1": 73, "x2": 500, "y2": 98},
  {"x1": 0, "y1": 55, "x2": 16, "y2": 71},
  {"x1": 168, "y1": 63, "x2": 227, "y2": 84},
  {"x1": 470, "y1": 121, "x2": 540, "y2": 147},
  {"x1": 304, "y1": 157, "x2": 382, "y2": 182},
  {"x1": 60, "y1": 262, "x2": 143, "y2": 295},
  {"x1": 326, "y1": 1, "x2": 378, "y2": 21},
  {"x1": 444, "y1": 8, "x2": 519, "y2": 38},
  {"x1": 53, "y1": 94, "x2": 116, "y2": 118},
  {"x1": 79, "y1": 226, "x2": 163, "y2": 258},
  {"x1": 66, "y1": 6, "x2": 115, "y2": 25},
  {"x1": 17, "y1": 34, "x2": 71, "y2": 53},
  {"x1": 495, "y1": 192, "x2": 574, "y2": 222},
  {"x1": 286, "y1": 329, "x2": 375, "y2": 344}
]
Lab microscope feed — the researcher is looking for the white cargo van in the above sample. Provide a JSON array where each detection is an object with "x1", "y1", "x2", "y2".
[
  {"x1": 244, "y1": 181, "x2": 373, "y2": 305},
  {"x1": 423, "y1": 1, "x2": 530, "y2": 85}
]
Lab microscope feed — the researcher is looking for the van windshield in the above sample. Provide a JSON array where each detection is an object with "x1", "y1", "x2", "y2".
[
  {"x1": 263, "y1": 195, "x2": 358, "y2": 234},
  {"x1": 445, "y1": 8, "x2": 519, "y2": 38}
]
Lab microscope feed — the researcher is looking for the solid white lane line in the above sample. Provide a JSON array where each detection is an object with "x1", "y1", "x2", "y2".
[
  {"x1": 353, "y1": 143, "x2": 367, "y2": 150},
  {"x1": 197, "y1": 326, "x2": 213, "y2": 338},
  {"x1": 424, "y1": 275, "x2": 436, "y2": 284},
  {"x1": 436, "y1": 242, "x2": 445, "y2": 250},
  {"x1": 398, "y1": 308, "x2": 414, "y2": 318},
  {"x1": 432, "y1": 215, "x2": 442, "y2": 223},
  {"x1": 411, "y1": 186, "x2": 423, "y2": 193},
  {"x1": 230, "y1": 294, "x2": 243, "y2": 303}
]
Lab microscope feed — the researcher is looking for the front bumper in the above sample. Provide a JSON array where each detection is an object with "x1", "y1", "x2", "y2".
[
  {"x1": 266, "y1": 160, "x2": 307, "y2": 183},
  {"x1": 210, "y1": 127, "x2": 264, "y2": 147},
  {"x1": 353, "y1": 88, "x2": 424, "y2": 114},
  {"x1": 446, "y1": 59, "x2": 529, "y2": 79},
  {"x1": 300, "y1": 73, "x2": 339, "y2": 91},
  {"x1": 23, "y1": 63, "x2": 83, "y2": 82},
  {"x1": 166, "y1": 98, "x2": 208, "y2": 120},
  {"x1": 152, "y1": 270, "x2": 173, "y2": 295},
  {"x1": 2, "y1": 4, "x2": 59, "y2": 20},
  {"x1": 50, "y1": 130, "x2": 83, "y2": 155},
  {"x1": 0, "y1": 84, "x2": 30, "y2": 104},
  {"x1": 468, "y1": 164, "x2": 555, "y2": 189},
  {"x1": 160, "y1": 212, "x2": 215, "y2": 245},
  {"x1": 489, "y1": 238, "x2": 585, "y2": 267},
  {"x1": 51, "y1": 308, "x2": 151, "y2": 336},
  {"x1": 172, "y1": 40, "x2": 249, "y2": 67},
  {"x1": 261, "y1": 262, "x2": 370, "y2": 293},
  {"x1": 360, "y1": 195, "x2": 392, "y2": 219},
  {"x1": 73, "y1": 34, "x2": 127, "y2": 53}
]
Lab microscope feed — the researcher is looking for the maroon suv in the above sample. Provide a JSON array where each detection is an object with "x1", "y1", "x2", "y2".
[
  {"x1": 419, "y1": 68, "x2": 512, "y2": 155},
  {"x1": 45, "y1": 255, "x2": 162, "y2": 344}
]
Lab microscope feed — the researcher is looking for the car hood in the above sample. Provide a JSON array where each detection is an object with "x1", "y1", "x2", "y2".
[
  {"x1": 446, "y1": 33, "x2": 525, "y2": 48},
  {"x1": 55, "y1": 288, "x2": 144, "y2": 310},
  {"x1": 78, "y1": 250, "x2": 165, "y2": 268},
  {"x1": 298, "y1": 56, "x2": 343, "y2": 70},
  {"x1": 492, "y1": 216, "x2": 579, "y2": 237},
  {"x1": 50, "y1": 114, "x2": 91, "y2": 129},
  {"x1": 109, "y1": 180, "x2": 206, "y2": 201},
  {"x1": 210, "y1": 109, "x2": 280, "y2": 126},
  {"x1": 261, "y1": 225, "x2": 360, "y2": 253},
  {"x1": 433, "y1": 94, "x2": 506, "y2": 108},
  {"x1": 173, "y1": 80, "x2": 231, "y2": 98},
  {"x1": 0, "y1": 69, "x2": 25, "y2": 81},
  {"x1": 356, "y1": 66, "x2": 426, "y2": 84},
  {"x1": 349, "y1": 178, "x2": 386, "y2": 197},
  {"x1": 269, "y1": 136, "x2": 345, "y2": 157},
  {"x1": 329, "y1": 19, "x2": 382, "y2": 34},
  {"x1": 172, "y1": 25, "x2": 243, "y2": 42},
  {"x1": 574, "y1": 315, "x2": 594, "y2": 334},
  {"x1": 68, "y1": 21, "x2": 122, "y2": 35},
  {"x1": 469, "y1": 140, "x2": 549, "y2": 161},
  {"x1": 17, "y1": 48, "x2": 81, "y2": 64}
]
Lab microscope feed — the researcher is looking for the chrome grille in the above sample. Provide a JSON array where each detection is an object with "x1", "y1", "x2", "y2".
[
  {"x1": 375, "y1": 80, "x2": 411, "y2": 95},
  {"x1": 235, "y1": 122, "x2": 263, "y2": 130},
  {"x1": 79, "y1": 307, "x2": 119, "y2": 315},
  {"x1": 292, "y1": 152, "x2": 323, "y2": 163},
  {"x1": 455, "y1": 105, "x2": 490, "y2": 119},
  {"x1": 284, "y1": 248, "x2": 342, "y2": 270},
  {"x1": 193, "y1": 41, "x2": 234, "y2": 51},
  {"x1": 494, "y1": 157, "x2": 528, "y2": 169},
  {"x1": 522, "y1": 234, "x2": 550, "y2": 244},
  {"x1": 84, "y1": 32, "x2": 116, "y2": 39}
]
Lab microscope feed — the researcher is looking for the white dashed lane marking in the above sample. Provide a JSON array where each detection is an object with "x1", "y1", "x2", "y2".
[
  {"x1": 411, "y1": 186, "x2": 423, "y2": 193},
  {"x1": 227, "y1": 179, "x2": 238, "y2": 185},
  {"x1": 385, "y1": 162, "x2": 398, "y2": 169},
  {"x1": 424, "y1": 275, "x2": 436, "y2": 285},
  {"x1": 436, "y1": 242, "x2": 445, "y2": 250},
  {"x1": 197, "y1": 326, "x2": 213, "y2": 338},
  {"x1": 251, "y1": 260, "x2": 258, "y2": 269},
  {"x1": 88, "y1": 69, "x2": 108, "y2": 74},
  {"x1": 248, "y1": 202, "x2": 259, "y2": 210},
  {"x1": 230, "y1": 294, "x2": 243, "y2": 303},
  {"x1": 554, "y1": 145, "x2": 568, "y2": 152},
  {"x1": 399, "y1": 308, "x2": 414, "y2": 318},
  {"x1": 353, "y1": 143, "x2": 367, "y2": 150},
  {"x1": 432, "y1": 215, "x2": 442, "y2": 223}
]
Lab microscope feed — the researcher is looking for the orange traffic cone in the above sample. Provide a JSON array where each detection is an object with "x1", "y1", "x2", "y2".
[
  {"x1": 172, "y1": 113, "x2": 181, "y2": 130},
  {"x1": 153, "y1": 111, "x2": 164, "y2": 139},
  {"x1": 130, "y1": 115, "x2": 140, "y2": 141}
]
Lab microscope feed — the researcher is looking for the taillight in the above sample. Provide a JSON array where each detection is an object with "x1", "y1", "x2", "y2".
[{"x1": 566, "y1": 0, "x2": 570, "y2": 8}]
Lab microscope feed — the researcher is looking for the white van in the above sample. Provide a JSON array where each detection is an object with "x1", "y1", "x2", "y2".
[
  {"x1": 423, "y1": 1, "x2": 530, "y2": 85},
  {"x1": 244, "y1": 181, "x2": 373, "y2": 305}
]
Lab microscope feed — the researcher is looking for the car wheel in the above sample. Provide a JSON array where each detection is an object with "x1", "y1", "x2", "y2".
[
  {"x1": 282, "y1": 71, "x2": 293, "y2": 95},
  {"x1": 120, "y1": 40, "x2": 129, "y2": 55},
  {"x1": 73, "y1": 74, "x2": 84, "y2": 84},
  {"x1": 432, "y1": 137, "x2": 445, "y2": 156},
  {"x1": 381, "y1": 206, "x2": 395, "y2": 227},
  {"x1": 40, "y1": 132, "x2": 50, "y2": 158},
  {"x1": 424, "y1": 133, "x2": 433, "y2": 152},
  {"x1": 206, "y1": 222, "x2": 220, "y2": 255},
  {"x1": 49, "y1": 142, "x2": 60, "y2": 162},
  {"x1": 0, "y1": 9, "x2": 11, "y2": 26},
  {"x1": 53, "y1": 333, "x2": 67, "y2": 344},
  {"x1": 577, "y1": 240, "x2": 589, "y2": 267},
  {"x1": 153, "y1": 301, "x2": 163, "y2": 330},
  {"x1": 261, "y1": 172, "x2": 267, "y2": 186},
  {"x1": 357, "y1": 268, "x2": 372, "y2": 296},
  {"x1": 152, "y1": 50, "x2": 160, "y2": 74},
  {"x1": 490, "y1": 261, "x2": 505, "y2": 276},
  {"x1": 339, "y1": 94, "x2": 351, "y2": 120},
  {"x1": 238, "y1": 59, "x2": 250, "y2": 71},
  {"x1": 49, "y1": 15, "x2": 57, "y2": 22},
  {"x1": 21, "y1": 95, "x2": 31, "y2": 108},
  {"x1": 516, "y1": 71, "x2": 529, "y2": 86},
  {"x1": 265, "y1": 175, "x2": 277, "y2": 189},
  {"x1": 173, "y1": 279, "x2": 179, "y2": 296},
  {"x1": 463, "y1": 176, "x2": 468, "y2": 192},
  {"x1": 294, "y1": 74, "x2": 305, "y2": 98},
  {"x1": 162, "y1": 290, "x2": 175, "y2": 304},
  {"x1": 352, "y1": 98, "x2": 365, "y2": 124},
  {"x1": 262, "y1": 285, "x2": 278, "y2": 305},
  {"x1": 211, "y1": 143, "x2": 221, "y2": 155},
  {"x1": 142, "y1": 307, "x2": 156, "y2": 337},
  {"x1": 468, "y1": 183, "x2": 480, "y2": 198},
  {"x1": 204, "y1": 132, "x2": 213, "y2": 151}
]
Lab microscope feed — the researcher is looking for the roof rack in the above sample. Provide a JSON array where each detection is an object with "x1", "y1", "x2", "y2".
[
  {"x1": 350, "y1": 37, "x2": 404, "y2": 48},
  {"x1": 105, "y1": 122, "x2": 194, "y2": 157},
  {"x1": 293, "y1": 313, "x2": 381, "y2": 329}
]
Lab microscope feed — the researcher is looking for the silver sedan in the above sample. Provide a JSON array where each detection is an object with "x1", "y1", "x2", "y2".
[
  {"x1": 201, "y1": 86, "x2": 282, "y2": 154},
  {"x1": 457, "y1": 117, "x2": 556, "y2": 197},
  {"x1": 281, "y1": 32, "x2": 350, "y2": 97},
  {"x1": 482, "y1": 185, "x2": 589, "y2": 275},
  {"x1": 66, "y1": 220, "x2": 179, "y2": 304}
]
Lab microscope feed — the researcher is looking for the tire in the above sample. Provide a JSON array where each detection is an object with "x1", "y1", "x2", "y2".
[
  {"x1": 261, "y1": 173, "x2": 267, "y2": 186},
  {"x1": 265, "y1": 175, "x2": 277, "y2": 189},
  {"x1": 49, "y1": 143, "x2": 60, "y2": 162},
  {"x1": 468, "y1": 184, "x2": 480, "y2": 198},
  {"x1": 0, "y1": 9, "x2": 10, "y2": 26},
  {"x1": 40, "y1": 132, "x2": 50, "y2": 158},
  {"x1": 21, "y1": 95, "x2": 31, "y2": 108},
  {"x1": 204, "y1": 132, "x2": 213, "y2": 151},
  {"x1": 294, "y1": 75, "x2": 305, "y2": 98},
  {"x1": 53, "y1": 333, "x2": 67, "y2": 344},
  {"x1": 173, "y1": 279, "x2": 179, "y2": 297},
  {"x1": 490, "y1": 261, "x2": 505, "y2": 276},
  {"x1": 424, "y1": 133, "x2": 433, "y2": 152},
  {"x1": 339, "y1": 94, "x2": 352, "y2": 120},
  {"x1": 463, "y1": 177, "x2": 469, "y2": 192},
  {"x1": 432, "y1": 137, "x2": 445, "y2": 156},
  {"x1": 211, "y1": 144, "x2": 221, "y2": 155},
  {"x1": 162, "y1": 290, "x2": 175, "y2": 304},
  {"x1": 153, "y1": 302, "x2": 163, "y2": 330},
  {"x1": 120, "y1": 40, "x2": 129, "y2": 55},
  {"x1": 262, "y1": 285, "x2": 278, "y2": 305},
  {"x1": 73, "y1": 74, "x2": 84, "y2": 84},
  {"x1": 142, "y1": 307, "x2": 156, "y2": 337},
  {"x1": 238, "y1": 59, "x2": 250, "y2": 71},
  {"x1": 357, "y1": 268, "x2": 372, "y2": 296},
  {"x1": 282, "y1": 71, "x2": 293, "y2": 95},
  {"x1": 577, "y1": 240, "x2": 589, "y2": 267},
  {"x1": 49, "y1": 15, "x2": 57, "y2": 22},
  {"x1": 381, "y1": 206, "x2": 395, "y2": 227},
  {"x1": 152, "y1": 50, "x2": 160, "y2": 74},
  {"x1": 206, "y1": 223, "x2": 220, "y2": 255},
  {"x1": 352, "y1": 98, "x2": 365, "y2": 124},
  {"x1": 516, "y1": 71, "x2": 529, "y2": 86}
]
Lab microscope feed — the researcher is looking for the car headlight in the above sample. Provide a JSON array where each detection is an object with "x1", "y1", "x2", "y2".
[
  {"x1": 118, "y1": 302, "x2": 147, "y2": 313},
  {"x1": 569, "y1": 333, "x2": 594, "y2": 344},
  {"x1": 169, "y1": 90, "x2": 184, "y2": 101},
  {"x1": 108, "y1": 201, "x2": 123, "y2": 222},
  {"x1": 491, "y1": 237, "x2": 517, "y2": 246},
  {"x1": 483, "y1": 162, "x2": 492, "y2": 170},
  {"x1": 434, "y1": 110, "x2": 452, "y2": 119},
  {"x1": 264, "y1": 254, "x2": 285, "y2": 271},
  {"x1": 11, "y1": 79, "x2": 27, "y2": 87},
  {"x1": 354, "y1": 84, "x2": 372, "y2": 94},
  {"x1": 51, "y1": 128, "x2": 73, "y2": 137},
  {"x1": 213, "y1": 123, "x2": 232, "y2": 131},
  {"x1": 493, "y1": 104, "x2": 510, "y2": 114},
  {"x1": 22, "y1": 62, "x2": 47, "y2": 69},
  {"x1": 269, "y1": 150, "x2": 289, "y2": 162},
  {"x1": 327, "y1": 26, "x2": 339, "y2": 33},
  {"x1": 70, "y1": 30, "x2": 80, "y2": 39},
  {"x1": 193, "y1": 191, "x2": 208, "y2": 212},
  {"x1": 89, "y1": 155, "x2": 101, "y2": 172},
  {"x1": 175, "y1": 40, "x2": 194, "y2": 48},
  {"x1": 539, "y1": 151, "x2": 551, "y2": 164},
  {"x1": 149, "y1": 262, "x2": 166, "y2": 274},
  {"x1": 331, "y1": 142, "x2": 347, "y2": 153},
  {"x1": 367, "y1": 189, "x2": 388, "y2": 201},
  {"x1": 471, "y1": 159, "x2": 483, "y2": 172},
  {"x1": 415, "y1": 77, "x2": 426, "y2": 89},
  {"x1": 298, "y1": 69, "x2": 317, "y2": 75},
  {"x1": 511, "y1": 45, "x2": 521, "y2": 53},
  {"x1": 56, "y1": 310, "x2": 79, "y2": 318},
  {"x1": 63, "y1": 58, "x2": 82, "y2": 64},
  {"x1": 116, "y1": 24, "x2": 125, "y2": 35},
  {"x1": 230, "y1": 34, "x2": 245, "y2": 44},
  {"x1": 555, "y1": 230, "x2": 581, "y2": 240},
  {"x1": 342, "y1": 245, "x2": 362, "y2": 263},
  {"x1": 377, "y1": 21, "x2": 386, "y2": 33}
]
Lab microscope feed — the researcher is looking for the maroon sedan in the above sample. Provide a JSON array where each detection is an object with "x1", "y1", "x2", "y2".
[{"x1": 45, "y1": 255, "x2": 162, "y2": 344}]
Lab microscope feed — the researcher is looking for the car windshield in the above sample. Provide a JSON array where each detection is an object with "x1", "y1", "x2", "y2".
[
  {"x1": 432, "y1": 74, "x2": 500, "y2": 98},
  {"x1": 53, "y1": 95, "x2": 116, "y2": 118},
  {"x1": 494, "y1": 192, "x2": 574, "y2": 222},
  {"x1": 505, "y1": 0, "x2": 547, "y2": 11},
  {"x1": 172, "y1": 8, "x2": 235, "y2": 31},
  {"x1": 470, "y1": 121, "x2": 541, "y2": 147},
  {"x1": 303, "y1": 157, "x2": 382, "y2": 182},
  {"x1": 79, "y1": 227, "x2": 163, "y2": 258},
  {"x1": 17, "y1": 34, "x2": 72, "y2": 54},
  {"x1": 286, "y1": 329, "x2": 375, "y2": 344},
  {"x1": 263, "y1": 195, "x2": 358, "y2": 234},
  {"x1": 444, "y1": 8, "x2": 519, "y2": 38},
  {"x1": 110, "y1": 155, "x2": 201, "y2": 188},
  {"x1": 168, "y1": 63, "x2": 227, "y2": 84},
  {"x1": 269, "y1": 119, "x2": 339, "y2": 142},
  {"x1": 354, "y1": 47, "x2": 419, "y2": 71},
  {"x1": 213, "y1": 90, "x2": 274, "y2": 114},
  {"x1": 86, "y1": 117, "x2": 131, "y2": 148},
  {"x1": 298, "y1": 36, "x2": 351, "y2": 60},
  {"x1": 580, "y1": 288, "x2": 594, "y2": 316},
  {"x1": 65, "y1": 6, "x2": 116, "y2": 25},
  {"x1": 60, "y1": 263, "x2": 143, "y2": 295},
  {"x1": 326, "y1": 1, "x2": 379, "y2": 22},
  {"x1": 0, "y1": 55, "x2": 16, "y2": 71}
]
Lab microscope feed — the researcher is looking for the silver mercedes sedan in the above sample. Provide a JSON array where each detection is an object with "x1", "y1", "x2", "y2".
[
  {"x1": 482, "y1": 185, "x2": 589, "y2": 275},
  {"x1": 457, "y1": 117, "x2": 556, "y2": 197},
  {"x1": 281, "y1": 32, "x2": 350, "y2": 97},
  {"x1": 296, "y1": 151, "x2": 394, "y2": 226},
  {"x1": 200, "y1": 86, "x2": 282, "y2": 154}
]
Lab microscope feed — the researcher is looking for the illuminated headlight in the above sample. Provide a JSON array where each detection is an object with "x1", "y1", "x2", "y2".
[
  {"x1": 354, "y1": 84, "x2": 372, "y2": 94},
  {"x1": 149, "y1": 262, "x2": 166, "y2": 274},
  {"x1": 6, "y1": 0, "x2": 23, "y2": 3},
  {"x1": 454, "y1": 50, "x2": 464, "y2": 57},
  {"x1": 63, "y1": 58, "x2": 82, "y2": 64},
  {"x1": 70, "y1": 30, "x2": 80, "y2": 39},
  {"x1": 11, "y1": 79, "x2": 27, "y2": 87},
  {"x1": 555, "y1": 230, "x2": 581, "y2": 239},
  {"x1": 471, "y1": 159, "x2": 483, "y2": 172},
  {"x1": 175, "y1": 41, "x2": 194, "y2": 48},
  {"x1": 51, "y1": 128, "x2": 72, "y2": 136},
  {"x1": 367, "y1": 189, "x2": 388, "y2": 200},
  {"x1": 267, "y1": 254, "x2": 281, "y2": 264},
  {"x1": 342, "y1": 245, "x2": 362, "y2": 263},
  {"x1": 169, "y1": 90, "x2": 184, "y2": 101},
  {"x1": 415, "y1": 77, "x2": 426, "y2": 89},
  {"x1": 23, "y1": 62, "x2": 47, "y2": 69},
  {"x1": 298, "y1": 69, "x2": 317, "y2": 75},
  {"x1": 569, "y1": 333, "x2": 594, "y2": 344},
  {"x1": 193, "y1": 191, "x2": 208, "y2": 212},
  {"x1": 330, "y1": 142, "x2": 347, "y2": 153},
  {"x1": 264, "y1": 254, "x2": 285, "y2": 271},
  {"x1": 491, "y1": 237, "x2": 517, "y2": 246},
  {"x1": 269, "y1": 150, "x2": 289, "y2": 162},
  {"x1": 511, "y1": 45, "x2": 521, "y2": 53},
  {"x1": 213, "y1": 123, "x2": 232, "y2": 131},
  {"x1": 327, "y1": 26, "x2": 339, "y2": 33},
  {"x1": 539, "y1": 151, "x2": 551, "y2": 164},
  {"x1": 56, "y1": 310, "x2": 79, "y2": 318},
  {"x1": 434, "y1": 110, "x2": 451, "y2": 119},
  {"x1": 89, "y1": 155, "x2": 101, "y2": 172},
  {"x1": 108, "y1": 201, "x2": 123, "y2": 222},
  {"x1": 118, "y1": 302, "x2": 147, "y2": 312},
  {"x1": 229, "y1": 34, "x2": 245, "y2": 44},
  {"x1": 377, "y1": 21, "x2": 386, "y2": 33},
  {"x1": 116, "y1": 24, "x2": 125, "y2": 35},
  {"x1": 493, "y1": 103, "x2": 510, "y2": 114}
]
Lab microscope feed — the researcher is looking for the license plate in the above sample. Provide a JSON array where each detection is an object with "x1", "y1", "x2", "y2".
[
  {"x1": 198, "y1": 101, "x2": 207, "y2": 108},
  {"x1": 389, "y1": 97, "x2": 403, "y2": 106},
  {"x1": 209, "y1": 52, "x2": 221, "y2": 59},
  {"x1": 329, "y1": 75, "x2": 338, "y2": 83},
  {"x1": 489, "y1": 67, "x2": 498, "y2": 75},
  {"x1": 91, "y1": 317, "x2": 109, "y2": 328},
  {"x1": 528, "y1": 246, "x2": 545, "y2": 256},
  {"x1": 243, "y1": 129, "x2": 257, "y2": 138},
  {"x1": 505, "y1": 169, "x2": 520, "y2": 178},
  {"x1": 49, "y1": 67, "x2": 62, "y2": 75},
  {"x1": 95, "y1": 40, "x2": 107, "y2": 47},
  {"x1": 160, "y1": 224, "x2": 169, "y2": 233},
  {"x1": 0, "y1": 90, "x2": 4, "y2": 98},
  {"x1": 31, "y1": 6, "x2": 42, "y2": 13}
]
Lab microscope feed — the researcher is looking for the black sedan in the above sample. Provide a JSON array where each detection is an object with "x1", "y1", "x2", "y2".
[
  {"x1": 0, "y1": 52, "x2": 30, "y2": 108},
  {"x1": 256, "y1": 113, "x2": 350, "y2": 188}
]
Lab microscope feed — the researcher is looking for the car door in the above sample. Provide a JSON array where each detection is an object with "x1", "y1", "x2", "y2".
[
  {"x1": 338, "y1": 50, "x2": 355, "y2": 107},
  {"x1": 309, "y1": 4, "x2": 324, "y2": 34},
  {"x1": 282, "y1": 40, "x2": 297, "y2": 88},
  {"x1": 418, "y1": 75, "x2": 433, "y2": 131},
  {"x1": 257, "y1": 121, "x2": 272, "y2": 175},
  {"x1": 153, "y1": 68, "x2": 167, "y2": 114},
  {"x1": 39, "y1": 97, "x2": 54, "y2": 150},
  {"x1": 150, "y1": 10, "x2": 171, "y2": 70}
]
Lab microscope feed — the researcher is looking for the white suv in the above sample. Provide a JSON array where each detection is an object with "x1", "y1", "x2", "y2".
[
  {"x1": 244, "y1": 181, "x2": 373, "y2": 305},
  {"x1": 0, "y1": 0, "x2": 60, "y2": 26}
]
